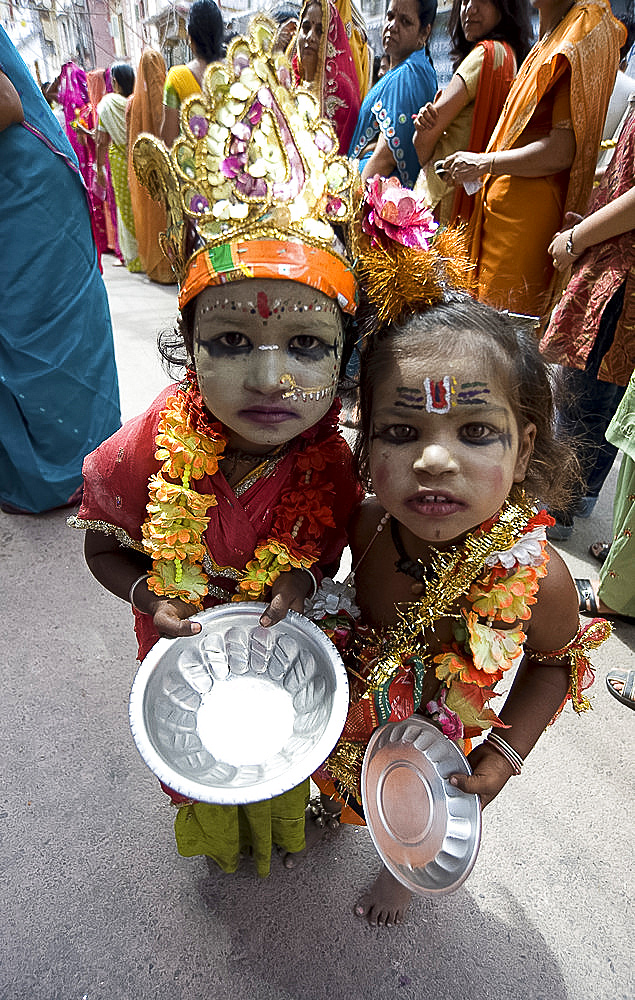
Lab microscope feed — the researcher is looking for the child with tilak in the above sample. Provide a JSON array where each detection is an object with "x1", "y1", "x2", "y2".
[
  {"x1": 70, "y1": 17, "x2": 363, "y2": 876},
  {"x1": 310, "y1": 177, "x2": 611, "y2": 926}
]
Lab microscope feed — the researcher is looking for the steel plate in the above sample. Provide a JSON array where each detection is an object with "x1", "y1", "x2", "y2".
[
  {"x1": 129, "y1": 603, "x2": 349, "y2": 805},
  {"x1": 361, "y1": 716, "x2": 482, "y2": 895}
]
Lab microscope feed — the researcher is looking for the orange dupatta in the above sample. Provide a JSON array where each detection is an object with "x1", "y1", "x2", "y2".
[
  {"x1": 450, "y1": 40, "x2": 515, "y2": 225},
  {"x1": 127, "y1": 49, "x2": 175, "y2": 284}
]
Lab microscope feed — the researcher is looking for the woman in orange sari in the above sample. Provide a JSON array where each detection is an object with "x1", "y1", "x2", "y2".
[
  {"x1": 442, "y1": 0, "x2": 623, "y2": 319},
  {"x1": 127, "y1": 50, "x2": 174, "y2": 284}
]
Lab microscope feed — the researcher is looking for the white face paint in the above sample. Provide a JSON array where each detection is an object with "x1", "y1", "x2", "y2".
[{"x1": 193, "y1": 278, "x2": 344, "y2": 453}]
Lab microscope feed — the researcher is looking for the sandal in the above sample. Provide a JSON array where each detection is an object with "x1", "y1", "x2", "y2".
[
  {"x1": 605, "y1": 669, "x2": 635, "y2": 710},
  {"x1": 575, "y1": 578, "x2": 635, "y2": 625},
  {"x1": 575, "y1": 578, "x2": 600, "y2": 616},
  {"x1": 588, "y1": 541, "x2": 611, "y2": 565}
]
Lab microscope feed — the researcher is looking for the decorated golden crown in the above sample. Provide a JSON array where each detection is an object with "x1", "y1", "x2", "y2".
[{"x1": 133, "y1": 15, "x2": 360, "y2": 313}]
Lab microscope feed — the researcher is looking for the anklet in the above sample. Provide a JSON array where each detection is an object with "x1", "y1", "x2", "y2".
[{"x1": 485, "y1": 732, "x2": 524, "y2": 775}]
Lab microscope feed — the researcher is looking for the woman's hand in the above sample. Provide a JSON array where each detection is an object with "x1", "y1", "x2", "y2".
[
  {"x1": 442, "y1": 150, "x2": 491, "y2": 185},
  {"x1": 413, "y1": 101, "x2": 439, "y2": 132},
  {"x1": 449, "y1": 742, "x2": 515, "y2": 808},
  {"x1": 548, "y1": 228, "x2": 578, "y2": 272},
  {"x1": 260, "y1": 568, "x2": 314, "y2": 627}
]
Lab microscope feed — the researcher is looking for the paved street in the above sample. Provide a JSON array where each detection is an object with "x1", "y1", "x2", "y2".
[{"x1": 1, "y1": 258, "x2": 633, "y2": 1000}]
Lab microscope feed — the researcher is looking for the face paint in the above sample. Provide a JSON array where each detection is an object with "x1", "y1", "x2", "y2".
[
  {"x1": 193, "y1": 278, "x2": 344, "y2": 452},
  {"x1": 369, "y1": 346, "x2": 535, "y2": 547},
  {"x1": 395, "y1": 380, "x2": 492, "y2": 412}
]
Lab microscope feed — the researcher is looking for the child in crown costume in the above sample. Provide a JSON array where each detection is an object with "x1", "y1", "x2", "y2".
[
  {"x1": 70, "y1": 17, "x2": 364, "y2": 876},
  {"x1": 305, "y1": 176, "x2": 612, "y2": 925}
]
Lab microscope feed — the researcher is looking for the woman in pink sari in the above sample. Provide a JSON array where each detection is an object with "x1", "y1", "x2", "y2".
[
  {"x1": 292, "y1": 0, "x2": 362, "y2": 153},
  {"x1": 56, "y1": 62, "x2": 110, "y2": 259}
]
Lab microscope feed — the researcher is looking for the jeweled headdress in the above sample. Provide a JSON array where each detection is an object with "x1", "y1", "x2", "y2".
[{"x1": 133, "y1": 15, "x2": 360, "y2": 313}]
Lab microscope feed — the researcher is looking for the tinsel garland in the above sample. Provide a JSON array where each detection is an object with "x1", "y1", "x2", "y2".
[{"x1": 355, "y1": 228, "x2": 474, "y2": 326}]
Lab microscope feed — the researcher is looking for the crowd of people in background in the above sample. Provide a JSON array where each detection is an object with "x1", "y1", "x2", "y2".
[{"x1": 2, "y1": 0, "x2": 634, "y2": 699}]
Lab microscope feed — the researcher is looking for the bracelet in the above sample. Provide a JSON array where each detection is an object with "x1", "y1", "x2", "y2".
[
  {"x1": 302, "y1": 568, "x2": 318, "y2": 600},
  {"x1": 129, "y1": 573, "x2": 150, "y2": 612},
  {"x1": 566, "y1": 226, "x2": 581, "y2": 257},
  {"x1": 485, "y1": 732, "x2": 524, "y2": 776}
]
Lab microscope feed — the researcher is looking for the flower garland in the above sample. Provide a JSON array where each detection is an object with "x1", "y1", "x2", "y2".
[
  {"x1": 141, "y1": 375, "x2": 345, "y2": 606},
  {"x1": 310, "y1": 502, "x2": 566, "y2": 801}
]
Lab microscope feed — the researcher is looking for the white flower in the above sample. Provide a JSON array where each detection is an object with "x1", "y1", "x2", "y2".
[
  {"x1": 484, "y1": 526, "x2": 547, "y2": 569},
  {"x1": 305, "y1": 578, "x2": 360, "y2": 620}
]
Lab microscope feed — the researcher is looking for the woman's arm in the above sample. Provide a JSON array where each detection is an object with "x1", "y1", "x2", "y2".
[
  {"x1": 360, "y1": 131, "x2": 399, "y2": 182},
  {"x1": 0, "y1": 69, "x2": 24, "y2": 132},
  {"x1": 160, "y1": 105, "x2": 180, "y2": 147},
  {"x1": 549, "y1": 184, "x2": 635, "y2": 270},
  {"x1": 95, "y1": 126, "x2": 110, "y2": 179},
  {"x1": 413, "y1": 74, "x2": 471, "y2": 167},
  {"x1": 442, "y1": 126, "x2": 576, "y2": 184}
]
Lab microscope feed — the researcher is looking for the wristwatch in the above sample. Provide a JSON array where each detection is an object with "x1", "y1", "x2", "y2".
[{"x1": 566, "y1": 227, "x2": 580, "y2": 257}]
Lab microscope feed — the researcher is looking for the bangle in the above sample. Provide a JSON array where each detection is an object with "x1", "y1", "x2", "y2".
[
  {"x1": 485, "y1": 732, "x2": 524, "y2": 775},
  {"x1": 302, "y1": 568, "x2": 318, "y2": 600},
  {"x1": 566, "y1": 226, "x2": 581, "y2": 257},
  {"x1": 129, "y1": 573, "x2": 149, "y2": 612}
]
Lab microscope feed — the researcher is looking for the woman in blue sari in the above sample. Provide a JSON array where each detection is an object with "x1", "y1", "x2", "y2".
[
  {"x1": 348, "y1": 0, "x2": 437, "y2": 187},
  {"x1": 0, "y1": 28, "x2": 120, "y2": 514}
]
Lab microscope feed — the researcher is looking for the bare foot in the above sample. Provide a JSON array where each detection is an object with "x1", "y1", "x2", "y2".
[
  {"x1": 354, "y1": 865, "x2": 412, "y2": 926},
  {"x1": 282, "y1": 798, "x2": 341, "y2": 870}
]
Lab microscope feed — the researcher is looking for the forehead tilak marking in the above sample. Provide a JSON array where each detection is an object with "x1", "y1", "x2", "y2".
[{"x1": 394, "y1": 379, "x2": 491, "y2": 412}]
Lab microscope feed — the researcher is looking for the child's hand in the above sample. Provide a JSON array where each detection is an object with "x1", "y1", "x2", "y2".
[
  {"x1": 151, "y1": 598, "x2": 202, "y2": 639},
  {"x1": 260, "y1": 568, "x2": 314, "y2": 627},
  {"x1": 449, "y1": 743, "x2": 515, "y2": 808}
]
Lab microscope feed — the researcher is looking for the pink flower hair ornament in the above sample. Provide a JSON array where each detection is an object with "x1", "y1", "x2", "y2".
[
  {"x1": 353, "y1": 174, "x2": 474, "y2": 326},
  {"x1": 361, "y1": 176, "x2": 439, "y2": 250}
]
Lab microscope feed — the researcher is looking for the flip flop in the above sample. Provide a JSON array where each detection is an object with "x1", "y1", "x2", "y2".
[
  {"x1": 588, "y1": 541, "x2": 611, "y2": 565},
  {"x1": 605, "y1": 669, "x2": 635, "y2": 710},
  {"x1": 575, "y1": 578, "x2": 635, "y2": 625}
]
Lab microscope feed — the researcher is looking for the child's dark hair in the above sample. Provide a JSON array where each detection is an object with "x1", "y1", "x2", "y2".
[
  {"x1": 355, "y1": 293, "x2": 579, "y2": 509},
  {"x1": 158, "y1": 292, "x2": 358, "y2": 390},
  {"x1": 111, "y1": 63, "x2": 135, "y2": 98}
]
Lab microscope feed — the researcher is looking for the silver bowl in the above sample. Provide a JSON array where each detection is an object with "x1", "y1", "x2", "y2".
[
  {"x1": 362, "y1": 716, "x2": 482, "y2": 895},
  {"x1": 129, "y1": 603, "x2": 349, "y2": 805}
]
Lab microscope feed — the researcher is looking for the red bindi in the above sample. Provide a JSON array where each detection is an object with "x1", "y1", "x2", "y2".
[{"x1": 257, "y1": 291, "x2": 271, "y2": 319}]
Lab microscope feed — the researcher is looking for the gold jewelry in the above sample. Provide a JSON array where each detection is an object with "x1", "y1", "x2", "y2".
[{"x1": 280, "y1": 372, "x2": 337, "y2": 401}]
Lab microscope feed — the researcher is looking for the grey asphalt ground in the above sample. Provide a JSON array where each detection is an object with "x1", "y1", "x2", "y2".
[{"x1": 2, "y1": 258, "x2": 633, "y2": 1000}]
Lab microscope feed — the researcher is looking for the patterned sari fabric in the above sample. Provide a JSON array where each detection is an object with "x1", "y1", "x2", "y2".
[
  {"x1": 98, "y1": 91, "x2": 142, "y2": 271},
  {"x1": 72, "y1": 387, "x2": 363, "y2": 875},
  {"x1": 540, "y1": 110, "x2": 635, "y2": 387},
  {"x1": 293, "y1": 0, "x2": 363, "y2": 153},
  {"x1": 466, "y1": 0, "x2": 623, "y2": 319},
  {"x1": 0, "y1": 27, "x2": 120, "y2": 513},
  {"x1": 348, "y1": 46, "x2": 437, "y2": 188},
  {"x1": 126, "y1": 50, "x2": 174, "y2": 284}
]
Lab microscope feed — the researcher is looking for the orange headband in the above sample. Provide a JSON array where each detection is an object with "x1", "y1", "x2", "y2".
[{"x1": 178, "y1": 238, "x2": 358, "y2": 314}]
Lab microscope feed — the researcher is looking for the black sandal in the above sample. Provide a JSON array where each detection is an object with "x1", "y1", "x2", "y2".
[
  {"x1": 575, "y1": 578, "x2": 635, "y2": 625},
  {"x1": 588, "y1": 541, "x2": 611, "y2": 565}
]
